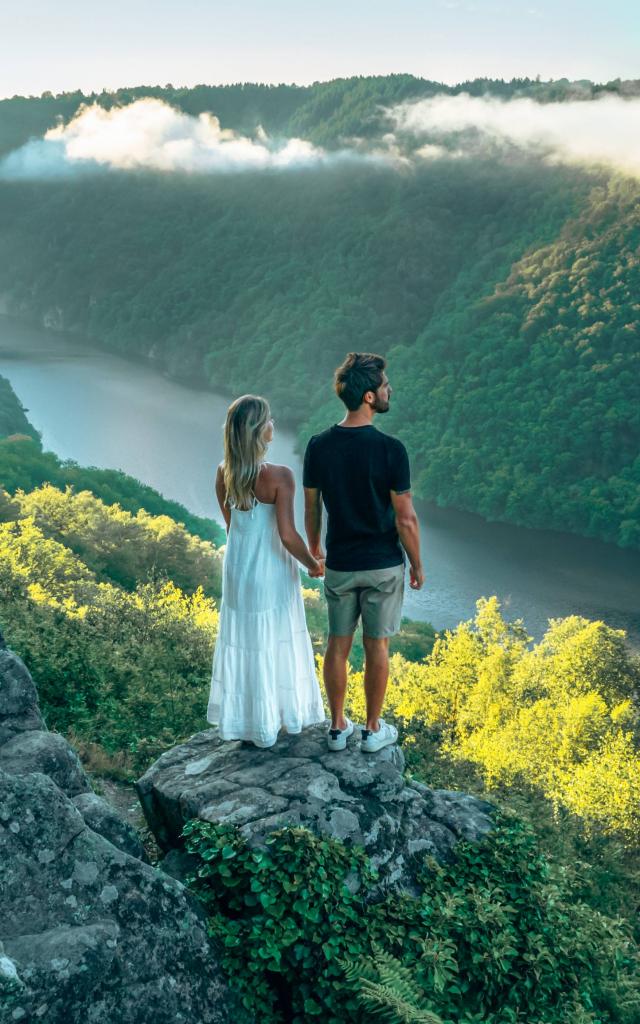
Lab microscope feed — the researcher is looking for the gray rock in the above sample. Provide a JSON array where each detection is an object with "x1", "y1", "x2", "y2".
[
  {"x1": 157, "y1": 848, "x2": 201, "y2": 885},
  {"x1": 0, "y1": 648, "x2": 45, "y2": 747},
  {"x1": 0, "y1": 648, "x2": 152, "y2": 863},
  {"x1": 0, "y1": 768, "x2": 234, "y2": 1024},
  {"x1": 0, "y1": 730, "x2": 91, "y2": 797},
  {"x1": 407, "y1": 781, "x2": 497, "y2": 844},
  {"x1": 136, "y1": 723, "x2": 496, "y2": 896},
  {"x1": 72, "y1": 793, "x2": 149, "y2": 862}
]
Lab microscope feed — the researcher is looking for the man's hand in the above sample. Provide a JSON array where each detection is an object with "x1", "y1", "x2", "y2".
[{"x1": 409, "y1": 564, "x2": 425, "y2": 590}]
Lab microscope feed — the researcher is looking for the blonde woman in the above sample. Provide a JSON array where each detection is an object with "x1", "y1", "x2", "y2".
[{"x1": 207, "y1": 394, "x2": 326, "y2": 748}]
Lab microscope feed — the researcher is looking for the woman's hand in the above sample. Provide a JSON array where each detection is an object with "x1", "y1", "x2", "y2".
[{"x1": 309, "y1": 557, "x2": 323, "y2": 581}]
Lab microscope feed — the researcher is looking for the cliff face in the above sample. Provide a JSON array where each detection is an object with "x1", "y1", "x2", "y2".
[
  {"x1": 136, "y1": 722, "x2": 496, "y2": 898},
  {"x1": 0, "y1": 641, "x2": 234, "y2": 1024}
]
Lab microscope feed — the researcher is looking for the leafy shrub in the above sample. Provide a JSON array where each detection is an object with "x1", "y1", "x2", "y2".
[
  {"x1": 343, "y1": 597, "x2": 640, "y2": 842},
  {"x1": 0, "y1": 513, "x2": 219, "y2": 774},
  {"x1": 182, "y1": 821, "x2": 376, "y2": 1021},
  {"x1": 182, "y1": 810, "x2": 640, "y2": 1024}
]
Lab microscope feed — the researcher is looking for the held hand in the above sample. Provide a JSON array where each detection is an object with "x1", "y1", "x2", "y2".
[
  {"x1": 308, "y1": 557, "x2": 325, "y2": 579},
  {"x1": 409, "y1": 564, "x2": 425, "y2": 590}
]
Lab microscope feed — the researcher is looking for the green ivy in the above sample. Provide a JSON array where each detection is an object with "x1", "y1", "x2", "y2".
[
  {"x1": 182, "y1": 820, "x2": 379, "y2": 1021},
  {"x1": 182, "y1": 810, "x2": 640, "y2": 1024}
]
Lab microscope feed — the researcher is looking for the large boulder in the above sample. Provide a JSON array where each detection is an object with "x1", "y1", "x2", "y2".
[
  {"x1": 0, "y1": 768, "x2": 234, "y2": 1024},
  {"x1": 0, "y1": 729, "x2": 91, "y2": 797},
  {"x1": 72, "y1": 792, "x2": 149, "y2": 863},
  {"x1": 0, "y1": 647, "x2": 90, "y2": 799},
  {"x1": 136, "y1": 724, "x2": 496, "y2": 894},
  {"x1": 0, "y1": 646, "x2": 236, "y2": 1023},
  {"x1": 0, "y1": 648, "x2": 45, "y2": 746}
]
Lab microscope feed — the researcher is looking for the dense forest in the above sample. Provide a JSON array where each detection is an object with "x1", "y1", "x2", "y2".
[
  {"x1": 0, "y1": 75, "x2": 638, "y2": 551},
  {"x1": 1, "y1": 73, "x2": 640, "y2": 157}
]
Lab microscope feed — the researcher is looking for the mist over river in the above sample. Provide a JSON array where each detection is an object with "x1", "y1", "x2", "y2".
[{"x1": 1, "y1": 319, "x2": 639, "y2": 645}]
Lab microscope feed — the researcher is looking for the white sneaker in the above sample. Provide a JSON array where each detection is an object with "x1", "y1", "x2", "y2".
[
  {"x1": 327, "y1": 718, "x2": 355, "y2": 751},
  {"x1": 360, "y1": 719, "x2": 398, "y2": 753}
]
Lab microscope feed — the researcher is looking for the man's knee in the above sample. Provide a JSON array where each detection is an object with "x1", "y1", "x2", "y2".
[
  {"x1": 326, "y1": 634, "x2": 354, "y2": 658},
  {"x1": 362, "y1": 635, "x2": 390, "y2": 661}
]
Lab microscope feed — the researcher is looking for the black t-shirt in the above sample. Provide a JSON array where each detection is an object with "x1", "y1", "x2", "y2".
[{"x1": 302, "y1": 424, "x2": 411, "y2": 571}]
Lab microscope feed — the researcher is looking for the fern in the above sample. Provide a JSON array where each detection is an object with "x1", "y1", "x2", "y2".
[{"x1": 340, "y1": 944, "x2": 448, "y2": 1024}]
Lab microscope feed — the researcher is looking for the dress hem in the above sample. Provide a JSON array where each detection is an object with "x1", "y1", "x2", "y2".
[{"x1": 205, "y1": 712, "x2": 327, "y2": 748}]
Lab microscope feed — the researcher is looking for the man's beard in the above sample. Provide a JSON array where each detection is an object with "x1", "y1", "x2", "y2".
[{"x1": 373, "y1": 396, "x2": 390, "y2": 414}]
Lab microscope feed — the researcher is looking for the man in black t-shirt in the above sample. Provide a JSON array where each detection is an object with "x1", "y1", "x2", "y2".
[{"x1": 303, "y1": 352, "x2": 424, "y2": 754}]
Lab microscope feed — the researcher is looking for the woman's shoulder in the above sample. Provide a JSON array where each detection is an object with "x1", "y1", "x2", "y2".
[
  {"x1": 264, "y1": 462, "x2": 294, "y2": 481},
  {"x1": 261, "y1": 463, "x2": 295, "y2": 494},
  {"x1": 262, "y1": 462, "x2": 292, "y2": 477}
]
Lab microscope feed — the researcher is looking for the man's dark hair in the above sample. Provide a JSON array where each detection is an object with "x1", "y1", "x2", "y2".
[{"x1": 334, "y1": 352, "x2": 386, "y2": 411}]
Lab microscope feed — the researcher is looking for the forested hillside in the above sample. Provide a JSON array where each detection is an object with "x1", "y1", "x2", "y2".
[
  {"x1": 1, "y1": 73, "x2": 639, "y2": 157},
  {"x1": 0, "y1": 76, "x2": 638, "y2": 549},
  {"x1": 382, "y1": 177, "x2": 640, "y2": 546}
]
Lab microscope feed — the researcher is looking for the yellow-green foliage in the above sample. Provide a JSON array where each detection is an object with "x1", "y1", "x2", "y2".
[
  {"x1": 0, "y1": 487, "x2": 220, "y2": 773},
  {"x1": 10, "y1": 482, "x2": 223, "y2": 596},
  {"x1": 340, "y1": 597, "x2": 640, "y2": 842}
]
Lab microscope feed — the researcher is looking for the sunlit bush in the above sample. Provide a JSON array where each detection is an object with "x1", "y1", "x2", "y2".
[{"x1": 340, "y1": 597, "x2": 640, "y2": 842}]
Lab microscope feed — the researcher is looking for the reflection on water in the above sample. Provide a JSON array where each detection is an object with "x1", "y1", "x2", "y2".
[{"x1": 1, "y1": 318, "x2": 639, "y2": 645}]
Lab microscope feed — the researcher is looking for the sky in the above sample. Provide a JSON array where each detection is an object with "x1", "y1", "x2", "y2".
[{"x1": 0, "y1": 0, "x2": 638, "y2": 100}]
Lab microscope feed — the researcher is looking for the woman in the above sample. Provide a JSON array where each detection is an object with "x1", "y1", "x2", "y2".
[{"x1": 207, "y1": 394, "x2": 326, "y2": 748}]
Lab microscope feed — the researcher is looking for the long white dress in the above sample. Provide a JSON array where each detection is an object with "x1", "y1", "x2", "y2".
[{"x1": 207, "y1": 490, "x2": 326, "y2": 747}]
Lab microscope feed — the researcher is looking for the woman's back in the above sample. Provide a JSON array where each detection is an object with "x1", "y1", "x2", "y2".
[{"x1": 224, "y1": 486, "x2": 299, "y2": 613}]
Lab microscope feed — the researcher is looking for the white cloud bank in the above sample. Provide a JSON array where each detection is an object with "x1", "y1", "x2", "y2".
[
  {"x1": 390, "y1": 93, "x2": 640, "y2": 175},
  {"x1": 2, "y1": 93, "x2": 640, "y2": 180},
  {"x1": 0, "y1": 98, "x2": 334, "y2": 178}
]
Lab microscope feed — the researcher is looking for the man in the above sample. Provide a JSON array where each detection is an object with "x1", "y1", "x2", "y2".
[{"x1": 303, "y1": 352, "x2": 424, "y2": 753}]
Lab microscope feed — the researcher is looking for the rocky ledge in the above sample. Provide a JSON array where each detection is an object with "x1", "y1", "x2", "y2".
[
  {"x1": 136, "y1": 723, "x2": 496, "y2": 895},
  {"x1": 0, "y1": 642, "x2": 234, "y2": 1024}
]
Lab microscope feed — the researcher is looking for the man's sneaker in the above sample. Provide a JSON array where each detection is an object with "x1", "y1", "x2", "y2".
[
  {"x1": 327, "y1": 718, "x2": 355, "y2": 751},
  {"x1": 360, "y1": 719, "x2": 398, "y2": 753}
]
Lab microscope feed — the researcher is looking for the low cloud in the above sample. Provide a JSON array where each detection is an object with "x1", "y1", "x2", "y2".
[
  {"x1": 0, "y1": 98, "x2": 341, "y2": 178},
  {"x1": 2, "y1": 92, "x2": 639, "y2": 181},
  {"x1": 389, "y1": 93, "x2": 640, "y2": 175}
]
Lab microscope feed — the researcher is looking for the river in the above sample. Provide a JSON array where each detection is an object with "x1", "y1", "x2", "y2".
[{"x1": 1, "y1": 318, "x2": 639, "y2": 645}]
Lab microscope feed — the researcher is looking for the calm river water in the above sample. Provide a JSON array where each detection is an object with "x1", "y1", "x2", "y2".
[{"x1": 1, "y1": 319, "x2": 639, "y2": 644}]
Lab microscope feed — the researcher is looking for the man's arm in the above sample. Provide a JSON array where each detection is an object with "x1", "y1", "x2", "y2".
[
  {"x1": 390, "y1": 489, "x2": 424, "y2": 589},
  {"x1": 304, "y1": 486, "x2": 324, "y2": 559}
]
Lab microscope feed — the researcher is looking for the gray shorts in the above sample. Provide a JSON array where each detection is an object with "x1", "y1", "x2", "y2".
[{"x1": 324, "y1": 563, "x2": 405, "y2": 639}]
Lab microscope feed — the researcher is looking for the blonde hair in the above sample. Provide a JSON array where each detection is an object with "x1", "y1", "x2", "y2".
[{"x1": 222, "y1": 395, "x2": 271, "y2": 510}]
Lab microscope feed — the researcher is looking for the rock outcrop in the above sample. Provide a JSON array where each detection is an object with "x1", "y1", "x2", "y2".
[
  {"x1": 71, "y1": 791, "x2": 149, "y2": 862},
  {"x1": 0, "y1": 644, "x2": 46, "y2": 746},
  {"x1": 136, "y1": 723, "x2": 496, "y2": 895},
  {"x1": 0, "y1": 645, "x2": 234, "y2": 1024}
]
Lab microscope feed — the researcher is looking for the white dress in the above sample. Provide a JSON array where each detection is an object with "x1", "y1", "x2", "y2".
[{"x1": 207, "y1": 488, "x2": 326, "y2": 748}]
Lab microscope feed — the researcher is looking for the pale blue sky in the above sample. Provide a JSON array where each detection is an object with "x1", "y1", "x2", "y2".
[{"x1": 1, "y1": 0, "x2": 638, "y2": 100}]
